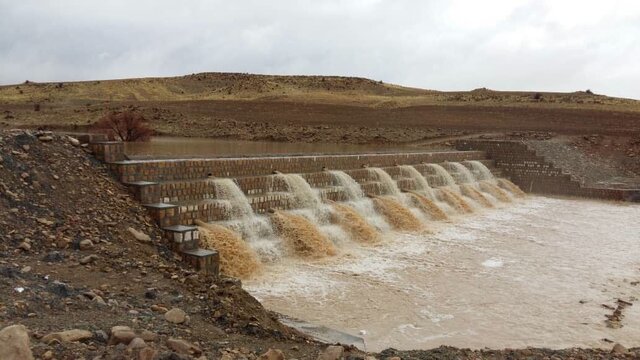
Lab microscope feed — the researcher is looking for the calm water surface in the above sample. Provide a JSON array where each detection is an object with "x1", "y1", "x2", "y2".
[{"x1": 125, "y1": 137, "x2": 410, "y2": 159}]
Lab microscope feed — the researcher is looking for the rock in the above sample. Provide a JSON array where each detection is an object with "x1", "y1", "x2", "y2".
[
  {"x1": 94, "y1": 330, "x2": 109, "y2": 343},
  {"x1": 79, "y1": 239, "x2": 94, "y2": 250},
  {"x1": 0, "y1": 325, "x2": 34, "y2": 360},
  {"x1": 109, "y1": 326, "x2": 137, "y2": 345},
  {"x1": 151, "y1": 304, "x2": 168, "y2": 313},
  {"x1": 69, "y1": 137, "x2": 80, "y2": 146},
  {"x1": 42, "y1": 350, "x2": 54, "y2": 359},
  {"x1": 38, "y1": 135, "x2": 53, "y2": 142},
  {"x1": 138, "y1": 347, "x2": 158, "y2": 360},
  {"x1": 18, "y1": 242, "x2": 31, "y2": 251},
  {"x1": 80, "y1": 254, "x2": 99, "y2": 265},
  {"x1": 140, "y1": 330, "x2": 158, "y2": 342},
  {"x1": 166, "y1": 337, "x2": 202, "y2": 356},
  {"x1": 36, "y1": 218, "x2": 54, "y2": 226},
  {"x1": 317, "y1": 345, "x2": 344, "y2": 360},
  {"x1": 128, "y1": 227, "x2": 151, "y2": 242},
  {"x1": 259, "y1": 348, "x2": 285, "y2": 360},
  {"x1": 612, "y1": 343, "x2": 627, "y2": 354},
  {"x1": 42, "y1": 329, "x2": 93, "y2": 343},
  {"x1": 164, "y1": 308, "x2": 187, "y2": 324},
  {"x1": 43, "y1": 251, "x2": 65, "y2": 262},
  {"x1": 128, "y1": 337, "x2": 147, "y2": 349}
]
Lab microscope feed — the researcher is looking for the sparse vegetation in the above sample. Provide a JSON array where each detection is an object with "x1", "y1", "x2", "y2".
[{"x1": 93, "y1": 110, "x2": 153, "y2": 142}]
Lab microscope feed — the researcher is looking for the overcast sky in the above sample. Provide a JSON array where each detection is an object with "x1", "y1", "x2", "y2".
[{"x1": 1, "y1": 0, "x2": 639, "y2": 98}]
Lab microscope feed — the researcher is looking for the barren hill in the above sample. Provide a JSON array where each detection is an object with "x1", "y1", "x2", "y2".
[
  {"x1": 1, "y1": 72, "x2": 638, "y2": 109},
  {"x1": 1, "y1": 73, "x2": 640, "y2": 148}
]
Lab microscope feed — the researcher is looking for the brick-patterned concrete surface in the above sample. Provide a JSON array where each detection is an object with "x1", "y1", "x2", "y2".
[
  {"x1": 109, "y1": 151, "x2": 487, "y2": 183},
  {"x1": 456, "y1": 140, "x2": 640, "y2": 202}
]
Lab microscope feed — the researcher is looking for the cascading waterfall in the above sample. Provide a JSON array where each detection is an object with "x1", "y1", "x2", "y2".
[
  {"x1": 407, "y1": 191, "x2": 449, "y2": 221},
  {"x1": 269, "y1": 210, "x2": 337, "y2": 258},
  {"x1": 479, "y1": 181, "x2": 513, "y2": 202},
  {"x1": 425, "y1": 163, "x2": 457, "y2": 187},
  {"x1": 208, "y1": 178, "x2": 275, "y2": 241},
  {"x1": 206, "y1": 178, "x2": 281, "y2": 262},
  {"x1": 194, "y1": 158, "x2": 527, "y2": 279},
  {"x1": 329, "y1": 201, "x2": 381, "y2": 244},
  {"x1": 459, "y1": 183, "x2": 495, "y2": 207},
  {"x1": 438, "y1": 187, "x2": 474, "y2": 213},
  {"x1": 367, "y1": 167, "x2": 402, "y2": 196},
  {"x1": 274, "y1": 173, "x2": 348, "y2": 246},
  {"x1": 328, "y1": 170, "x2": 390, "y2": 231},
  {"x1": 368, "y1": 167, "x2": 431, "y2": 226},
  {"x1": 498, "y1": 178, "x2": 527, "y2": 197},
  {"x1": 442, "y1": 162, "x2": 476, "y2": 184},
  {"x1": 464, "y1": 161, "x2": 519, "y2": 201},
  {"x1": 398, "y1": 165, "x2": 437, "y2": 200},
  {"x1": 372, "y1": 196, "x2": 426, "y2": 232},
  {"x1": 196, "y1": 220, "x2": 262, "y2": 279},
  {"x1": 463, "y1": 160, "x2": 495, "y2": 181}
]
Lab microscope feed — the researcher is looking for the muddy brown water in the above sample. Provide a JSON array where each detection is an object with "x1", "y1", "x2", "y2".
[
  {"x1": 125, "y1": 136, "x2": 410, "y2": 159},
  {"x1": 245, "y1": 197, "x2": 640, "y2": 351}
]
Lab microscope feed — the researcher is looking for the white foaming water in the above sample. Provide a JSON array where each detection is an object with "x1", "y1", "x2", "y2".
[
  {"x1": 368, "y1": 167, "x2": 432, "y2": 224},
  {"x1": 482, "y1": 258, "x2": 504, "y2": 268},
  {"x1": 399, "y1": 165, "x2": 437, "y2": 200},
  {"x1": 426, "y1": 163, "x2": 457, "y2": 187},
  {"x1": 442, "y1": 162, "x2": 476, "y2": 184},
  {"x1": 277, "y1": 173, "x2": 349, "y2": 244},
  {"x1": 368, "y1": 167, "x2": 402, "y2": 196},
  {"x1": 207, "y1": 179, "x2": 279, "y2": 259},
  {"x1": 329, "y1": 170, "x2": 390, "y2": 231},
  {"x1": 246, "y1": 197, "x2": 640, "y2": 351},
  {"x1": 464, "y1": 160, "x2": 496, "y2": 182}
]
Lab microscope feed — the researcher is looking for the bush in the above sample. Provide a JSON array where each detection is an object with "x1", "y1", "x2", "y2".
[
  {"x1": 532, "y1": 92, "x2": 543, "y2": 100},
  {"x1": 585, "y1": 89, "x2": 594, "y2": 95},
  {"x1": 94, "y1": 110, "x2": 153, "y2": 142}
]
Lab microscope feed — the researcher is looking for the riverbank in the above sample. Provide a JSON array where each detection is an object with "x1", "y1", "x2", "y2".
[{"x1": 1, "y1": 129, "x2": 639, "y2": 358}]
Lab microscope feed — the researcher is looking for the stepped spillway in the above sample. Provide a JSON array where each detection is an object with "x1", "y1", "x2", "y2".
[{"x1": 112, "y1": 150, "x2": 526, "y2": 279}]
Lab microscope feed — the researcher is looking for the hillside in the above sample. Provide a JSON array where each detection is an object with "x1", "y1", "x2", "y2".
[
  {"x1": 1, "y1": 73, "x2": 640, "y2": 152},
  {"x1": 1, "y1": 72, "x2": 638, "y2": 110}
]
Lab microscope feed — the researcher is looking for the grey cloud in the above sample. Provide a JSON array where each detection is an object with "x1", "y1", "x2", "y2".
[{"x1": 0, "y1": 0, "x2": 638, "y2": 98}]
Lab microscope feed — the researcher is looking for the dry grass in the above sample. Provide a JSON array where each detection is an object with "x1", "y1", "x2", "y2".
[{"x1": 2, "y1": 72, "x2": 639, "y2": 111}]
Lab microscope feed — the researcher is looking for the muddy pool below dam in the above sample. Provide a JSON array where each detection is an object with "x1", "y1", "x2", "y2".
[{"x1": 245, "y1": 197, "x2": 640, "y2": 351}]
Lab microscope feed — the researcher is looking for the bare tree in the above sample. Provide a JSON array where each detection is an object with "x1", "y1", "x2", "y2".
[{"x1": 94, "y1": 110, "x2": 153, "y2": 142}]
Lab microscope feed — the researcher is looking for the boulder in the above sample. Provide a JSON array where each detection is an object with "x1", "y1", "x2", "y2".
[
  {"x1": 42, "y1": 329, "x2": 93, "y2": 343},
  {"x1": 166, "y1": 337, "x2": 202, "y2": 356},
  {"x1": 612, "y1": 343, "x2": 627, "y2": 354},
  {"x1": 164, "y1": 308, "x2": 187, "y2": 324},
  {"x1": 128, "y1": 337, "x2": 147, "y2": 349},
  {"x1": 138, "y1": 347, "x2": 158, "y2": 360},
  {"x1": 109, "y1": 326, "x2": 137, "y2": 345},
  {"x1": 128, "y1": 227, "x2": 151, "y2": 242},
  {"x1": 317, "y1": 345, "x2": 344, "y2": 360},
  {"x1": 259, "y1": 348, "x2": 285, "y2": 360},
  {"x1": 0, "y1": 325, "x2": 34, "y2": 360}
]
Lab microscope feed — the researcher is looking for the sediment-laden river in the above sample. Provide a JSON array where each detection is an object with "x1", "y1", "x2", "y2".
[{"x1": 245, "y1": 197, "x2": 640, "y2": 351}]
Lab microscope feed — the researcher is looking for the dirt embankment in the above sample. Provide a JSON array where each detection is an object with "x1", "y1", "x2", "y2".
[{"x1": 0, "y1": 130, "x2": 324, "y2": 359}]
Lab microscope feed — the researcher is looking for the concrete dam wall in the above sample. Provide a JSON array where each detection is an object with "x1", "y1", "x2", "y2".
[{"x1": 88, "y1": 139, "x2": 636, "y2": 278}]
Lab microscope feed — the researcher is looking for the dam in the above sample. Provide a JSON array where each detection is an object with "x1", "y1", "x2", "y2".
[{"x1": 86, "y1": 137, "x2": 640, "y2": 350}]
